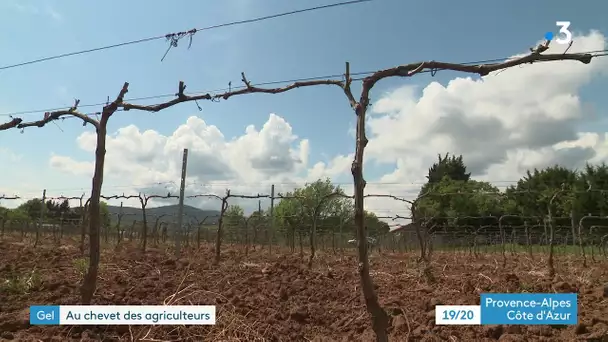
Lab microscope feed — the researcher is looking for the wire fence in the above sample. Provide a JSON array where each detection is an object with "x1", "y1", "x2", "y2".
[
  {"x1": 2, "y1": 214, "x2": 607, "y2": 262},
  {"x1": 1, "y1": 188, "x2": 607, "y2": 262}
]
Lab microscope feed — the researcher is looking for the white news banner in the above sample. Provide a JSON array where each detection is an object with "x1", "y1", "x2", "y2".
[{"x1": 30, "y1": 305, "x2": 216, "y2": 325}]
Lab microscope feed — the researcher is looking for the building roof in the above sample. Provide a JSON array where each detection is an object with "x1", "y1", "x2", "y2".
[{"x1": 389, "y1": 222, "x2": 416, "y2": 233}]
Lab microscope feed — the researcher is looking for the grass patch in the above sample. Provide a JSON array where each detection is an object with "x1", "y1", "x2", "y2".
[
  {"x1": 1, "y1": 268, "x2": 41, "y2": 295},
  {"x1": 72, "y1": 257, "x2": 89, "y2": 278}
]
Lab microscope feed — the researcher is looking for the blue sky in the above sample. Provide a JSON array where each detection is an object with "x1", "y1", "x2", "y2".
[{"x1": 1, "y1": 0, "x2": 607, "y2": 218}]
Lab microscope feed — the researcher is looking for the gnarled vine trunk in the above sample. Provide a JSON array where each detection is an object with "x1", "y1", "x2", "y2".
[
  {"x1": 352, "y1": 85, "x2": 389, "y2": 342},
  {"x1": 80, "y1": 120, "x2": 107, "y2": 304},
  {"x1": 80, "y1": 83, "x2": 128, "y2": 305}
]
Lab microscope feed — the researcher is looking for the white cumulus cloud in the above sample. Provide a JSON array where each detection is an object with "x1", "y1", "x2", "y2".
[{"x1": 366, "y1": 31, "x2": 608, "y2": 185}]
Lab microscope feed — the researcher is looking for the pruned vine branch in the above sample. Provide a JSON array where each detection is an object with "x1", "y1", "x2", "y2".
[
  {"x1": 391, "y1": 214, "x2": 412, "y2": 221},
  {"x1": 17, "y1": 99, "x2": 99, "y2": 129},
  {"x1": 365, "y1": 194, "x2": 413, "y2": 205},
  {"x1": 362, "y1": 42, "x2": 590, "y2": 85},
  {"x1": 48, "y1": 195, "x2": 84, "y2": 202},
  {"x1": 0, "y1": 118, "x2": 22, "y2": 131},
  {"x1": 100, "y1": 194, "x2": 141, "y2": 201},
  {"x1": 2, "y1": 39, "x2": 590, "y2": 132},
  {"x1": 120, "y1": 41, "x2": 592, "y2": 115},
  {"x1": 186, "y1": 193, "x2": 270, "y2": 201},
  {"x1": 102, "y1": 192, "x2": 181, "y2": 204},
  {"x1": 1, "y1": 83, "x2": 129, "y2": 133}
]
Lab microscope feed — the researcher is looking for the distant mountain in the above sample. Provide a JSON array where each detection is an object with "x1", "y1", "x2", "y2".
[{"x1": 106, "y1": 204, "x2": 221, "y2": 225}]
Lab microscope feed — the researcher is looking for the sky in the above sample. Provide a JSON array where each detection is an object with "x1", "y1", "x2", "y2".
[{"x1": 0, "y1": 0, "x2": 608, "y2": 227}]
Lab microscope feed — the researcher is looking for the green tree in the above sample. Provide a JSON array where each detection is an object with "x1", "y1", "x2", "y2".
[
  {"x1": 575, "y1": 163, "x2": 608, "y2": 243},
  {"x1": 417, "y1": 153, "x2": 473, "y2": 211},
  {"x1": 272, "y1": 178, "x2": 389, "y2": 250},
  {"x1": 16, "y1": 198, "x2": 79, "y2": 221},
  {"x1": 225, "y1": 204, "x2": 245, "y2": 225},
  {"x1": 505, "y1": 163, "x2": 608, "y2": 243},
  {"x1": 273, "y1": 178, "x2": 352, "y2": 237},
  {"x1": 576, "y1": 163, "x2": 608, "y2": 216},
  {"x1": 247, "y1": 208, "x2": 267, "y2": 244},
  {"x1": 7, "y1": 208, "x2": 29, "y2": 222},
  {"x1": 364, "y1": 211, "x2": 390, "y2": 237},
  {"x1": 248, "y1": 208, "x2": 266, "y2": 225},
  {"x1": 416, "y1": 176, "x2": 505, "y2": 232},
  {"x1": 224, "y1": 204, "x2": 245, "y2": 242},
  {"x1": 426, "y1": 153, "x2": 471, "y2": 184},
  {"x1": 99, "y1": 201, "x2": 111, "y2": 228},
  {"x1": 17, "y1": 199, "x2": 44, "y2": 220},
  {"x1": 506, "y1": 165, "x2": 579, "y2": 218}
]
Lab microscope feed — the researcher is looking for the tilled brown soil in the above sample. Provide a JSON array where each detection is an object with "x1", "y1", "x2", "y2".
[{"x1": 0, "y1": 238, "x2": 607, "y2": 341}]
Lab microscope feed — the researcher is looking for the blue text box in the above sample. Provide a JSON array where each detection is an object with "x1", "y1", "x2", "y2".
[
  {"x1": 480, "y1": 293, "x2": 577, "y2": 325},
  {"x1": 30, "y1": 305, "x2": 60, "y2": 325}
]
